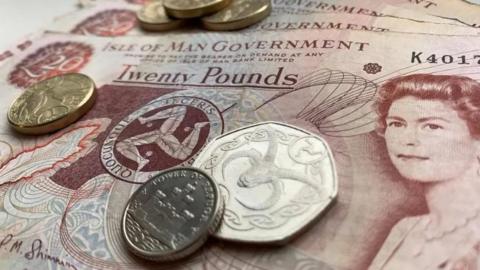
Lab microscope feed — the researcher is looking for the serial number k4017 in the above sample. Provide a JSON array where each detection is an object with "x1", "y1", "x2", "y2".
[{"x1": 411, "y1": 51, "x2": 480, "y2": 65}]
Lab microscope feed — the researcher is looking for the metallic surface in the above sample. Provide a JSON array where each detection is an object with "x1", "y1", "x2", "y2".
[
  {"x1": 193, "y1": 121, "x2": 338, "y2": 244},
  {"x1": 7, "y1": 73, "x2": 96, "y2": 135},
  {"x1": 122, "y1": 167, "x2": 224, "y2": 261},
  {"x1": 202, "y1": 0, "x2": 271, "y2": 30},
  {"x1": 137, "y1": 1, "x2": 185, "y2": 31},
  {"x1": 163, "y1": 0, "x2": 231, "y2": 19}
]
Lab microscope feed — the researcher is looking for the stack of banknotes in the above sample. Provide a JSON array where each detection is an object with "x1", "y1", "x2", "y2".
[{"x1": 2, "y1": 0, "x2": 480, "y2": 269}]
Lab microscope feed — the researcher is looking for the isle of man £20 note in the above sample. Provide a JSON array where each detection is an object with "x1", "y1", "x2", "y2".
[{"x1": 1, "y1": 30, "x2": 480, "y2": 269}]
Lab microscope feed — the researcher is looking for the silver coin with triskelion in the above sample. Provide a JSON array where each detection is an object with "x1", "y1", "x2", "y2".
[{"x1": 193, "y1": 121, "x2": 338, "y2": 244}]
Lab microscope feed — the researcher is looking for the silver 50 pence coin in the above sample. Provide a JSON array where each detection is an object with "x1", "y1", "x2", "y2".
[
  {"x1": 122, "y1": 167, "x2": 224, "y2": 261},
  {"x1": 193, "y1": 122, "x2": 337, "y2": 244}
]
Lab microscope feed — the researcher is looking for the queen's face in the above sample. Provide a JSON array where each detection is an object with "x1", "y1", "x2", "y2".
[{"x1": 384, "y1": 96, "x2": 479, "y2": 182}]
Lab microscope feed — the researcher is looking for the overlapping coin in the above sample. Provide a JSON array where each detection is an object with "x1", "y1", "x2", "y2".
[
  {"x1": 137, "y1": 0, "x2": 185, "y2": 31},
  {"x1": 122, "y1": 167, "x2": 224, "y2": 261},
  {"x1": 163, "y1": 0, "x2": 232, "y2": 19},
  {"x1": 193, "y1": 121, "x2": 338, "y2": 244},
  {"x1": 137, "y1": 0, "x2": 272, "y2": 32},
  {"x1": 202, "y1": 0, "x2": 272, "y2": 30},
  {"x1": 7, "y1": 73, "x2": 96, "y2": 135}
]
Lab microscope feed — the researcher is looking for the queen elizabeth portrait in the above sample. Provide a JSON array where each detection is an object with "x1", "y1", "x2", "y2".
[{"x1": 369, "y1": 74, "x2": 480, "y2": 270}]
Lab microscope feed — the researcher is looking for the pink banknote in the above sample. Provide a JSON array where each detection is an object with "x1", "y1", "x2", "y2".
[{"x1": 1, "y1": 28, "x2": 480, "y2": 270}]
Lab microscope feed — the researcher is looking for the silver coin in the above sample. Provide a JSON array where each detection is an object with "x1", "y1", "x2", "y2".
[
  {"x1": 193, "y1": 121, "x2": 337, "y2": 244},
  {"x1": 122, "y1": 167, "x2": 224, "y2": 261}
]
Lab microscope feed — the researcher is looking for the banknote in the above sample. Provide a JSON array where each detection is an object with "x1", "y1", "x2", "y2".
[
  {"x1": 77, "y1": 0, "x2": 480, "y2": 28},
  {"x1": 75, "y1": 0, "x2": 460, "y2": 24},
  {"x1": 382, "y1": 0, "x2": 480, "y2": 27},
  {"x1": 46, "y1": 1, "x2": 480, "y2": 37},
  {"x1": 78, "y1": 0, "x2": 149, "y2": 7},
  {"x1": 273, "y1": 0, "x2": 480, "y2": 28},
  {"x1": 2, "y1": 28, "x2": 480, "y2": 269},
  {"x1": 48, "y1": 2, "x2": 141, "y2": 37},
  {"x1": 0, "y1": 36, "x2": 36, "y2": 67},
  {"x1": 377, "y1": 4, "x2": 464, "y2": 25}
]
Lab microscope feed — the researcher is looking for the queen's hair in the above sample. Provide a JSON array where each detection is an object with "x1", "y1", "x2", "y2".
[{"x1": 374, "y1": 74, "x2": 480, "y2": 138}]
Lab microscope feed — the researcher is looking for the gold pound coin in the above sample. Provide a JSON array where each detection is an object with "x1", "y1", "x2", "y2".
[
  {"x1": 7, "y1": 73, "x2": 96, "y2": 135},
  {"x1": 202, "y1": 0, "x2": 271, "y2": 30},
  {"x1": 163, "y1": 0, "x2": 231, "y2": 19},
  {"x1": 137, "y1": 1, "x2": 185, "y2": 31}
]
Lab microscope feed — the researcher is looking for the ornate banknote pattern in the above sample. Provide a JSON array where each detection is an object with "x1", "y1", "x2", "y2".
[{"x1": 2, "y1": 20, "x2": 480, "y2": 270}]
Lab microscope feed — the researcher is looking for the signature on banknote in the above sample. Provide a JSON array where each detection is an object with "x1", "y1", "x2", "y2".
[{"x1": 0, "y1": 234, "x2": 78, "y2": 270}]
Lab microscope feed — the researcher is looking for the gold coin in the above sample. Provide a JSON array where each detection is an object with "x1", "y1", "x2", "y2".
[
  {"x1": 202, "y1": 0, "x2": 271, "y2": 30},
  {"x1": 8, "y1": 73, "x2": 96, "y2": 135},
  {"x1": 163, "y1": 0, "x2": 231, "y2": 19},
  {"x1": 137, "y1": 0, "x2": 185, "y2": 31}
]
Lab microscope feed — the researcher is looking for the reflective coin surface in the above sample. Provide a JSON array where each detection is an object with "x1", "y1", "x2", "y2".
[
  {"x1": 122, "y1": 167, "x2": 224, "y2": 261},
  {"x1": 193, "y1": 121, "x2": 337, "y2": 244},
  {"x1": 8, "y1": 73, "x2": 96, "y2": 135},
  {"x1": 202, "y1": 0, "x2": 271, "y2": 30},
  {"x1": 137, "y1": 0, "x2": 185, "y2": 31},
  {"x1": 163, "y1": 0, "x2": 231, "y2": 19}
]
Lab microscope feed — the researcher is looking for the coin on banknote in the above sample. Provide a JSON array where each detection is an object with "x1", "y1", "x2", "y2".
[
  {"x1": 202, "y1": 0, "x2": 271, "y2": 30},
  {"x1": 137, "y1": 0, "x2": 185, "y2": 31},
  {"x1": 193, "y1": 121, "x2": 337, "y2": 244},
  {"x1": 122, "y1": 167, "x2": 224, "y2": 261},
  {"x1": 7, "y1": 73, "x2": 96, "y2": 135},
  {"x1": 163, "y1": 0, "x2": 231, "y2": 19}
]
